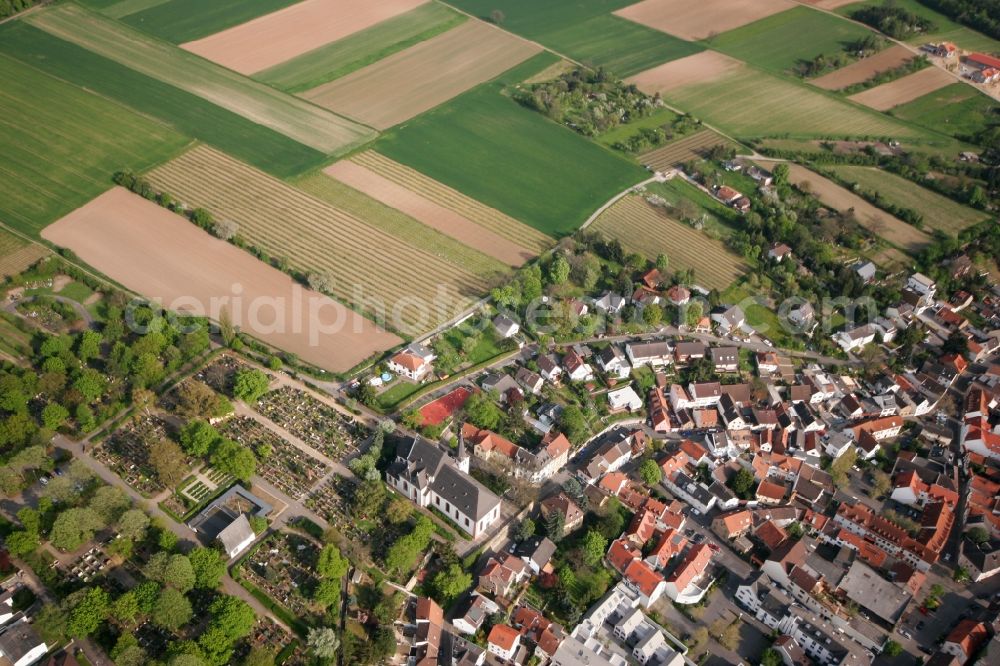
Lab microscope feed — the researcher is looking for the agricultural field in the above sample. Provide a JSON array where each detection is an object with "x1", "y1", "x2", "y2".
[
  {"x1": 146, "y1": 146, "x2": 493, "y2": 334},
  {"x1": 41, "y1": 186, "x2": 401, "y2": 372},
  {"x1": 375, "y1": 54, "x2": 648, "y2": 236},
  {"x1": 638, "y1": 129, "x2": 744, "y2": 171},
  {"x1": 254, "y1": 3, "x2": 466, "y2": 93},
  {"x1": 345, "y1": 152, "x2": 553, "y2": 253},
  {"x1": 293, "y1": 172, "x2": 512, "y2": 278},
  {"x1": 324, "y1": 159, "x2": 536, "y2": 266},
  {"x1": 0, "y1": 228, "x2": 49, "y2": 279},
  {"x1": 0, "y1": 23, "x2": 326, "y2": 179},
  {"x1": 705, "y1": 5, "x2": 879, "y2": 75},
  {"x1": 589, "y1": 194, "x2": 748, "y2": 291},
  {"x1": 24, "y1": 4, "x2": 375, "y2": 155},
  {"x1": 181, "y1": 0, "x2": 426, "y2": 75},
  {"x1": 827, "y1": 165, "x2": 989, "y2": 234},
  {"x1": 116, "y1": 0, "x2": 302, "y2": 42},
  {"x1": 451, "y1": 0, "x2": 702, "y2": 77},
  {"x1": 303, "y1": 20, "x2": 541, "y2": 130},
  {"x1": 780, "y1": 163, "x2": 932, "y2": 252},
  {"x1": 615, "y1": 0, "x2": 795, "y2": 41},
  {"x1": 848, "y1": 66, "x2": 955, "y2": 111},
  {"x1": 891, "y1": 83, "x2": 1000, "y2": 139},
  {"x1": 627, "y1": 51, "x2": 746, "y2": 94},
  {"x1": 837, "y1": 0, "x2": 1000, "y2": 53},
  {"x1": 810, "y1": 45, "x2": 915, "y2": 90},
  {"x1": 0, "y1": 52, "x2": 187, "y2": 236},
  {"x1": 655, "y1": 65, "x2": 926, "y2": 140}
]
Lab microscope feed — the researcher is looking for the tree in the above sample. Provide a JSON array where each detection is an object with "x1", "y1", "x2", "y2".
[
  {"x1": 829, "y1": 448, "x2": 857, "y2": 487},
  {"x1": 185, "y1": 546, "x2": 225, "y2": 589},
  {"x1": 871, "y1": 469, "x2": 891, "y2": 498},
  {"x1": 760, "y1": 648, "x2": 783, "y2": 666},
  {"x1": 642, "y1": 304, "x2": 663, "y2": 327},
  {"x1": 41, "y1": 402, "x2": 69, "y2": 430},
  {"x1": 489, "y1": 9, "x2": 505, "y2": 25},
  {"x1": 316, "y1": 544, "x2": 350, "y2": 580},
  {"x1": 232, "y1": 368, "x2": 270, "y2": 403},
  {"x1": 772, "y1": 163, "x2": 790, "y2": 187},
  {"x1": 687, "y1": 627, "x2": 709, "y2": 656},
  {"x1": 33, "y1": 604, "x2": 69, "y2": 646},
  {"x1": 118, "y1": 509, "x2": 151, "y2": 542},
  {"x1": 883, "y1": 640, "x2": 903, "y2": 657},
  {"x1": 638, "y1": 459, "x2": 662, "y2": 486},
  {"x1": 385, "y1": 517, "x2": 434, "y2": 573},
  {"x1": 50, "y1": 507, "x2": 102, "y2": 551},
  {"x1": 548, "y1": 255, "x2": 570, "y2": 285},
  {"x1": 351, "y1": 478, "x2": 387, "y2": 518},
  {"x1": 112, "y1": 590, "x2": 141, "y2": 626},
  {"x1": 514, "y1": 518, "x2": 536, "y2": 542},
  {"x1": 179, "y1": 420, "x2": 220, "y2": 457},
  {"x1": 148, "y1": 438, "x2": 188, "y2": 486},
  {"x1": 208, "y1": 596, "x2": 255, "y2": 641},
  {"x1": 684, "y1": 301, "x2": 703, "y2": 328},
  {"x1": 67, "y1": 587, "x2": 110, "y2": 637},
  {"x1": 89, "y1": 485, "x2": 130, "y2": 524},
  {"x1": 4, "y1": 531, "x2": 39, "y2": 557},
  {"x1": 545, "y1": 510, "x2": 565, "y2": 542},
  {"x1": 175, "y1": 381, "x2": 225, "y2": 419},
  {"x1": 728, "y1": 468, "x2": 757, "y2": 500},
  {"x1": 311, "y1": 578, "x2": 341, "y2": 610},
  {"x1": 557, "y1": 405, "x2": 587, "y2": 444},
  {"x1": 463, "y1": 391, "x2": 505, "y2": 431},
  {"x1": 241, "y1": 647, "x2": 276, "y2": 666},
  {"x1": 145, "y1": 552, "x2": 196, "y2": 592},
  {"x1": 581, "y1": 529, "x2": 608, "y2": 566},
  {"x1": 152, "y1": 587, "x2": 193, "y2": 630},
  {"x1": 386, "y1": 497, "x2": 413, "y2": 525},
  {"x1": 431, "y1": 563, "x2": 471, "y2": 606},
  {"x1": 210, "y1": 438, "x2": 257, "y2": 482},
  {"x1": 212, "y1": 219, "x2": 239, "y2": 241},
  {"x1": 306, "y1": 626, "x2": 340, "y2": 659},
  {"x1": 968, "y1": 526, "x2": 990, "y2": 545}
]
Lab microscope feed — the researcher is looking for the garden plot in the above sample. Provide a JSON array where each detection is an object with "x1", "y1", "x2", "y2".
[
  {"x1": 179, "y1": 467, "x2": 234, "y2": 505},
  {"x1": 181, "y1": 0, "x2": 427, "y2": 75},
  {"x1": 220, "y1": 416, "x2": 331, "y2": 500},
  {"x1": 302, "y1": 20, "x2": 541, "y2": 130},
  {"x1": 848, "y1": 66, "x2": 956, "y2": 111},
  {"x1": 239, "y1": 531, "x2": 321, "y2": 618},
  {"x1": 615, "y1": 0, "x2": 795, "y2": 41},
  {"x1": 96, "y1": 415, "x2": 179, "y2": 495},
  {"x1": 323, "y1": 160, "x2": 536, "y2": 266},
  {"x1": 145, "y1": 146, "x2": 487, "y2": 335},
  {"x1": 810, "y1": 45, "x2": 915, "y2": 90},
  {"x1": 0, "y1": 230, "x2": 49, "y2": 279},
  {"x1": 255, "y1": 387, "x2": 368, "y2": 463},
  {"x1": 42, "y1": 187, "x2": 401, "y2": 372}
]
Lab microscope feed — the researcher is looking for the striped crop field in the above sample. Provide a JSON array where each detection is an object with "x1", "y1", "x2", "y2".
[
  {"x1": 638, "y1": 130, "x2": 744, "y2": 171},
  {"x1": 351, "y1": 152, "x2": 554, "y2": 253},
  {"x1": 146, "y1": 146, "x2": 492, "y2": 335},
  {"x1": 0, "y1": 227, "x2": 50, "y2": 278},
  {"x1": 25, "y1": 4, "x2": 375, "y2": 156},
  {"x1": 589, "y1": 194, "x2": 748, "y2": 290}
]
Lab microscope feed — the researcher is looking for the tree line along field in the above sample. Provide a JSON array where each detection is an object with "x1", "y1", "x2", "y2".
[
  {"x1": 810, "y1": 44, "x2": 914, "y2": 90},
  {"x1": 0, "y1": 226, "x2": 50, "y2": 279},
  {"x1": 0, "y1": 52, "x2": 188, "y2": 236},
  {"x1": 24, "y1": 4, "x2": 375, "y2": 156},
  {"x1": 705, "y1": 5, "x2": 881, "y2": 75},
  {"x1": 0, "y1": 23, "x2": 326, "y2": 179},
  {"x1": 302, "y1": 19, "x2": 541, "y2": 130},
  {"x1": 837, "y1": 0, "x2": 1000, "y2": 53},
  {"x1": 848, "y1": 66, "x2": 955, "y2": 111},
  {"x1": 589, "y1": 194, "x2": 748, "y2": 291},
  {"x1": 827, "y1": 165, "x2": 989, "y2": 234},
  {"x1": 891, "y1": 83, "x2": 1000, "y2": 139},
  {"x1": 146, "y1": 146, "x2": 494, "y2": 335},
  {"x1": 375, "y1": 54, "x2": 648, "y2": 237},
  {"x1": 254, "y1": 2, "x2": 466, "y2": 93},
  {"x1": 450, "y1": 0, "x2": 702, "y2": 77}
]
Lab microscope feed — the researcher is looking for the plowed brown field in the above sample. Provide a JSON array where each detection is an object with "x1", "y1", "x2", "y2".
[
  {"x1": 849, "y1": 66, "x2": 955, "y2": 110},
  {"x1": 615, "y1": 0, "x2": 795, "y2": 41},
  {"x1": 811, "y1": 45, "x2": 915, "y2": 90}
]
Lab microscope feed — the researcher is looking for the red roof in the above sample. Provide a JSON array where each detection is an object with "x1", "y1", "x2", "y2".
[
  {"x1": 418, "y1": 386, "x2": 473, "y2": 426},
  {"x1": 969, "y1": 52, "x2": 1000, "y2": 69},
  {"x1": 607, "y1": 539, "x2": 641, "y2": 573},
  {"x1": 666, "y1": 543, "x2": 712, "y2": 590},
  {"x1": 945, "y1": 620, "x2": 989, "y2": 656},
  {"x1": 756, "y1": 479, "x2": 786, "y2": 501},
  {"x1": 488, "y1": 624, "x2": 520, "y2": 651},
  {"x1": 542, "y1": 431, "x2": 571, "y2": 457},
  {"x1": 391, "y1": 351, "x2": 426, "y2": 372},
  {"x1": 624, "y1": 559, "x2": 665, "y2": 597}
]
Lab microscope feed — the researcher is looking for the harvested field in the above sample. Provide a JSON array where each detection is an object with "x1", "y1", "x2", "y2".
[
  {"x1": 42, "y1": 188, "x2": 400, "y2": 372},
  {"x1": 615, "y1": 0, "x2": 795, "y2": 41},
  {"x1": 324, "y1": 160, "x2": 535, "y2": 266},
  {"x1": 627, "y1": 51, "x2": 746, "y2": 94},
  {"x1": 26, "y1": 4, "x2": 375, "y2": 155},
  {"x1": 811, "y1": 45, "x2": 915, "y2": 90},
  {"x1": 801, "y1": 0, "x2": 857, "y2": 8},
  {"x1": 0, "y1": 51, "x2": 187, "y2": 236},
  {"x1": 349, "y1": 151, "x2": 553, "y2": 252},
  {"x1": 828, "y1": 165, "x2": 988, "y2": 234},
  {"x1": 181, "y1": 0, "x2": 427, "y2": 75},
  {"x1": 849, "y1": 66, "x2": 955, "y2": 111},
  {"x1": 780, "y1": 163, "x2": 932, "y2": 252},
  {"x1": 0, "y1": 229, "x2": 50, "y2": 279},
  {"x1": 147, "y1": 146, "x2": 493, "y2": 334},
  {"x1": 638, "y1": 130, "x2": 744, "y2": 171},
  {"x1": 303, "y1": 20, "x2": 540, "y2": 129},
  {"x1": 255, "y1": 2, "x2": 465, "y2": 93},
  {"x1": 590, "y1": 194, "x2": 747, "y2": 291}
]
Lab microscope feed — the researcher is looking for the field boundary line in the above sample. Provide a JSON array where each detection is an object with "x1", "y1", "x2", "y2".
[{"x1": 580, "y1": 176, "x2": 658, "y2": 230}]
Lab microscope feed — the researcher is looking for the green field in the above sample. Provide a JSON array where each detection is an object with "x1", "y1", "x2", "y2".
[
  {"x1": 708, "y1": 6, "x2": 879, "y2": 75},
  {"x1": 0, "y1": 53, "x2": 187, "y2": 235},
  {"x1": 120, "y1": 0, "x2": 301, "y2": 43},
  {"x1": 451, "y1": 0, "x2": 702, "y2": 76},
  {"x1": 80, "y1": 0, "x2": 169, "y2": 19},
  {"x1": 891, "y1": 83, "x2": 999, "y2": 140},
  {"x1": 663, "y1": 66, "x2": 930, "y2": 140},
  {"x1": 645, "y1": 178, "x2": 741, "y2": 239},
  {"x1": 375, "y1": 54, "x2": 648, "y2": 236},
  {"x1": 838, "y1": 0, "x2": 1000, "y2": 52},
  {"x1": 293, "y1": 172, "x2": 509, "y2": 280},
  {"x1": 256, "y1": 3, "x2": 466, "y2": 93},
  {"x1": 0, "y1": 23, "x2": 326, "y2": 178},
  {"x1": 828, "y1": 165, "x2": 989, "y2": 234},
  {"x1": 25, "y1": 4, "x2": 375, "y2": 155}
]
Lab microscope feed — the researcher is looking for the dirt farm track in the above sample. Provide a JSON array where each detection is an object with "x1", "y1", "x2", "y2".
[{"x1": 41, "y1": 188, "x2": 401, "y2": 373}]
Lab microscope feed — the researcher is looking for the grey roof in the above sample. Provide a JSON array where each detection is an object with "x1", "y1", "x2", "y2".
[
  {"x1": 0, "y1": 616, "x2": 44, "y2": 664},
  {"x1": 217, "y1": 513, "x2": 254, "y2": 555},
  {"x1": 837, "y1": 560, "x2": 911, "y2": 624},
  {"x1": 711, "y1": 347, "x2": 738, "y2": 364},
  {"x1": 515, "y1": 536, "x2": 557, "y2": 568}
]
